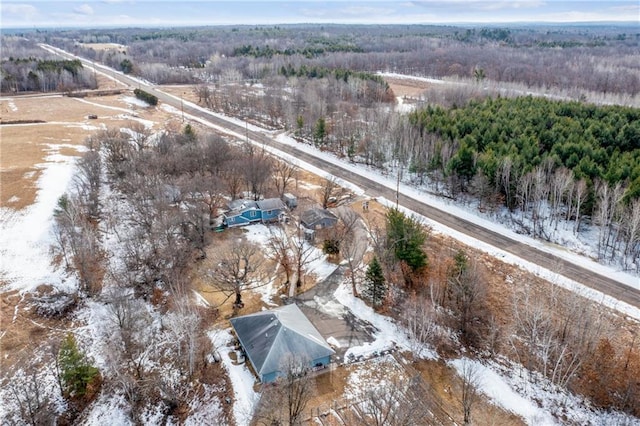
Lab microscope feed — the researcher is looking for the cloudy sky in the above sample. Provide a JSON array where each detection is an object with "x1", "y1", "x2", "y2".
[{"x1": 1, "y1": 1, "x2": 637, "y2": 29}]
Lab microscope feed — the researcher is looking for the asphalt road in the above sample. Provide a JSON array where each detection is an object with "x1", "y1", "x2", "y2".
[{"x1": 46, "y1": 44, "x2": 640, "y2": 311}]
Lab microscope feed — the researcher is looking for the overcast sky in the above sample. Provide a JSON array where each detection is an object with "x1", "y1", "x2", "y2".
[{"x1": 1, "y1": 1, "x2": 638, "y2": 29}]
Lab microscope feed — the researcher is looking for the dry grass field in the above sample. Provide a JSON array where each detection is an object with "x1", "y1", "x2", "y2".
[{"x1": 0, "y1": 77, "x2": 180, "y2": 209}]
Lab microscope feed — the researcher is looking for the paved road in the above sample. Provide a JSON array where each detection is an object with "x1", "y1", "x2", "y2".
[{"x1": 45, "y1": 44, "x2": 640, "y2": 311}]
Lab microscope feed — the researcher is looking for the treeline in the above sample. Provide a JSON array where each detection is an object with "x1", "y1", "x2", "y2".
[
  {"x1": 408, "y1": 97, "x2": 640, "y2": 200},
  {"x1": 43, "y1": 24, "x2": 640, "y2": 97},
  {"x1": 278, "y1": 64, "x2": 388, "y2": 88},
  {"x1": 377, "y1": 96, "x2": 640, "y2": 267},
  {"x1": 1, "y1": 55, "x2": 95, "y2": 93},
  {"x1": 232, "y1": 42, "x2": 362, "y2": 58}
]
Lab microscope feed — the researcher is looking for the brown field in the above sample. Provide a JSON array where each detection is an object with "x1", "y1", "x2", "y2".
[
  {"x1": 385, "y1": 76, "x2": 433, "y2": 98},
  {"x1": 0, "y1": 81, "x2": 181, "y2": 209}
]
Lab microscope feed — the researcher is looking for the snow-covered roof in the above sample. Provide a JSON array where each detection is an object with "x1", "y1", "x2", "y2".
[
  {"x1": 229, "y1": 304, "x2": 334, "y2": 378},
  {"x1": 227, "y1": 199, "x2": 258, "y2": 212}
]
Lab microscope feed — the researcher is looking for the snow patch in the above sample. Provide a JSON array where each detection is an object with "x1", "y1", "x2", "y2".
[
  {"x1": 451, "y1": 358, "x2": 555, "y2": 425},
  {"x1": 122, "y1": 96, "x2": 151, "y2": 108},
  {"x1": 334, "y1": 280, "x2": 436, "y2": 360},
  {"x1": 326, "y1": 336, "x2": 342, "y2": 348},
  {"x1": 83, "y1": 393, "x2": 132, "y2": 426},
  {"x1": 209, "y1": 329, "x2": 258, "y2": 426}
]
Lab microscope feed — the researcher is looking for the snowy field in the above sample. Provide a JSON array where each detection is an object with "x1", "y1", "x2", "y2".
[{"x1": 0, "y1": 143, "x2": 84, "y2": 293}]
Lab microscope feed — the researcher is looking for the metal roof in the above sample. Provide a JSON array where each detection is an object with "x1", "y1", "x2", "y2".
[
  {"x1": 256, "y1": 198, "x2": 286, "y2": 211},
  {"x1": 229, "y1": 304, "x2": 335, "y2": 377},
  {"x1": 300, "y1": 208, "x2": 338, "y2": 227}
]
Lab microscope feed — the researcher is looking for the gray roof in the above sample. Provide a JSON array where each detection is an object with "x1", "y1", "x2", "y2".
[
  {"x1": 229, "y1": 304, "x2": 334, "y2": 377},
  {"x1": 256, "y1": 198, "x2": 286, "y2": 211},
  {"x1": 300, "y1": 208, "x2": 338, "y2": 227}
]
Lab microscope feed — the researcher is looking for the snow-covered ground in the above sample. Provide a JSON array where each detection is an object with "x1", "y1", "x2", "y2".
[
  {"x1": 209, "y1": 329, "x2": 258, "y2": 426},
  {"x1": 0, "y1": 143, "x2": 83, "y2": 293}
]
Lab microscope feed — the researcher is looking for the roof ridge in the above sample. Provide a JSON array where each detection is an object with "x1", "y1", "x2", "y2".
[
  {"x1": 277, "y1": 317, "x2": 333, "y2": 351},
  {"x1": 258, "y1": 324, "x2": 286, "y2": 374}
]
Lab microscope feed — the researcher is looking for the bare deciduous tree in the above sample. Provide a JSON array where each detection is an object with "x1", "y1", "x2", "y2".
[
  {"x1": 272, "y1": 160, "x2": 298, "y2": 198},
  {"x1": 267, "y1": 226, "x2": 295, "y2": 294},
  {"x1": 207, "y1": 239, "x2": 264, "y2": 309},
  {"x1": 7, "y1": 366, "x2": 56, "y2": 425},
  {"x1": 334, "y1": 207, "x2": 365, "y2": 296},
  {"x1": 458, "y1": 359, "x2": 480, "y2": 425},
  {"x1": 254, "y1": 354, "x2": 316, "y2": 426},
  {"x1": 318, "y1": 176, "x2": 339, "y2": 209}
]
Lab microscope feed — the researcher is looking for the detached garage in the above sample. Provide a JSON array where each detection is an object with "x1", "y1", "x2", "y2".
[{"x1": 229, "y1": 304, "x2": 335, "y2": 383}]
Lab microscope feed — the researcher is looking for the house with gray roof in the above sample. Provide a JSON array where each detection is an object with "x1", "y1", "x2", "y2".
[
  {"x1": 223, "y1": 198, "x2": 287, "y2": 228},
  {"x1": 300, "y1": 208, "x2": 338, "y2": 230},
  {"x1": 229, "y1": 304, "x2": 335, "y2": 383}
]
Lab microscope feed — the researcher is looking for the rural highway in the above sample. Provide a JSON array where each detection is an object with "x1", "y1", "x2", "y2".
[{"x1": 45, "y1": 44, "x2": 640, "y2": 312}]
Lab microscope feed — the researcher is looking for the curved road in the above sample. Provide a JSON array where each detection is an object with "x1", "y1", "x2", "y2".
[{"x1": 45, "y1": 44, "x2": 640, "y2": 311}]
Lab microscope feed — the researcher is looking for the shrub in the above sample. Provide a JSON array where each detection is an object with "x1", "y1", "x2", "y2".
[{"x1": 133, "y1": 88, "x2": 158, "y2": 106}]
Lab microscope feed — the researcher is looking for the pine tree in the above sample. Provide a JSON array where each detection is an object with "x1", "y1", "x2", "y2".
[
  {"x1": 385, "y1": 208, "x2": 428, "y2": 272},
  {"x1": 313, "y1": 117, "x2": 326, "y2": 146},
  {"x1": 363, "y1": 257, "x2": 386, "y2": 308},
  {"x1": 58, "y1": 333, "x2": 100, "y2": 398}
]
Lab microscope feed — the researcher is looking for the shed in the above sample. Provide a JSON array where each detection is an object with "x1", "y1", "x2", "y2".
[
  {"x1": 229, "y1": 304, "x2": 335, "y2": 383},
  {"x1": 282, "y1": 193, "x2": 298, "y2": 209},
  {"x1": 300, "y1": 208, "x2": 339, "y2": 230}
]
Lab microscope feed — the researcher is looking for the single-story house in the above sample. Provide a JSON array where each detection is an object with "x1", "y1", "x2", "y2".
[
  {"x1": 300, "y1": 208, "x2": 339, "y2": 230},
  {"x1": 229, "y1": 304, "x2": 335, "y2": 383},
  {"x1": 223, "y1": 198, "x2": 286, "y2": 228}
]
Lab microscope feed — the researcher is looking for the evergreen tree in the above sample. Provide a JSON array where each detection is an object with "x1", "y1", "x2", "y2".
[
  {"x1": 295, "y1": 115, "x2": 304, "y2": 138},
  {"x1": 58, "y1": 333, "x2": 100, "y2": 398},
  {"x1": 183, "y1": 123, "x2": 197, "y2": 143},
  {"x1": 385, "y1": 208, "x2": 428, "y2": 272},
  {"x1": 363, "y1": 257, "x2": 386, "y2": 307},
  {"x1": 313, "y1": 117, "x2": 326, "y2": 146}
]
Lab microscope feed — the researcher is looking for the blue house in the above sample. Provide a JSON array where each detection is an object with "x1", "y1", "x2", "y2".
[
  {"x1": 229, "y1": 304, "x2": 335, "y2": 383},
  {"x1": 223, "y1": 198, "x2": 286, "y2": 228}
]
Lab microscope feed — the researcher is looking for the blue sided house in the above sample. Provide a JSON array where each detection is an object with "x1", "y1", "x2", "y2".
[
  {"x1": 223, "y1": 198, "x2": 287, "y2": 228},
  {"x1": 229, "y1": 304, "x2": 335, "y2": 383}
]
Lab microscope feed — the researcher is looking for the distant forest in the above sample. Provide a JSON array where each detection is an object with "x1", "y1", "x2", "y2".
[
  {"x1": 2, "y1": 23, "x2": 639, "y2": 266},
  {"x1": 5, "y1": 23, "x2": 637, "y2": 95}
]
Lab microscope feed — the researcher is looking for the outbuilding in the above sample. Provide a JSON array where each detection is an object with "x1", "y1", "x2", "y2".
[{"x1": 300, "y1": 208, "x2": 338, "y2": 230}]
